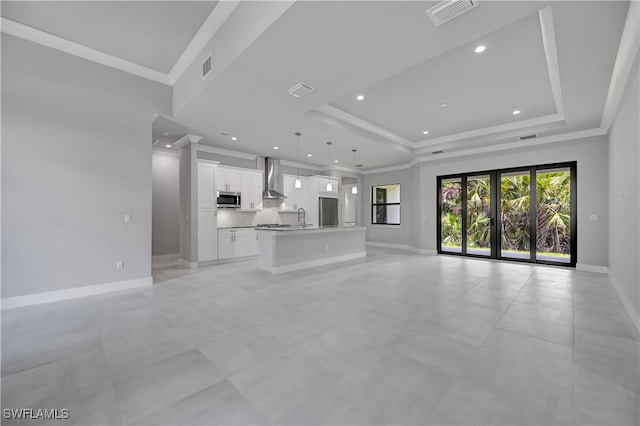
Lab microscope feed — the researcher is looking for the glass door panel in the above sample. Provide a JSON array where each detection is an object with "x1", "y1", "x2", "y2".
[
  {"x1": 466, "y1": 175, "x2": 492, "y2": 256},
  {"x1": 535, "y1": 167, "x2": 572, "y2": 264},
  {"x1": 440, "y1": 177, "x2": 462, "y2": 253},
  {"x1": 500, "y1": 171, "x2": 531, "y2": 260}
]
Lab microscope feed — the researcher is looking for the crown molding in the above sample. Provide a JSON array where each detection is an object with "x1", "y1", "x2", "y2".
[
  {"x1": 1, "y1": 17, "x2": 172, "y2": 86},
  {"x1": 360, "y1": 128, "x2": 606, "y2": 175},
  {"x1": 196, "y1": 144, "x2": 257, "y2": 160},
  {"x1": 314, "y1": 104, "x2": 414, "y2": 149},
  {"x1": 413, "y1": 113, "x2": 564, "y2": 149},
  {"x1": 600, "y1": 0, "x2": 639, "y2": 131},
  {"x1": 411, "y1": 128, "x2": 606, "y2": 165},
  {"x1": 168, "y1": 1, "x2": 240, "y2": 83}
]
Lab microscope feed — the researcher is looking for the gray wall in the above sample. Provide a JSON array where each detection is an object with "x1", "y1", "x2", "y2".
[
  {"x1": 361, "y1": 168, "x2": 413, "y2": 246},
  {"x1": 418, "y1": 136, "x2": 609, "y2": 267},
  {"x1": 152, "y1": 151, "x2": 180, "y2": 256},
  {"x1": 1, "y1": 35, "x2": 172, "y2": 298},
  {"x1": 608, "y1": 56, "x2": 639, "y2": 321}
]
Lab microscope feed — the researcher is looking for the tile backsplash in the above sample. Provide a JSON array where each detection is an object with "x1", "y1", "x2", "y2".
[{"x1": 217, "y1": 201, "x2": 300, "y2": 228}]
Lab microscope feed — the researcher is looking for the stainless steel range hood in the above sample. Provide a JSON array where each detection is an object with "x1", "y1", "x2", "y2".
[{"x1": 262, "y1": 157, "x2": 286, "y2": 199}]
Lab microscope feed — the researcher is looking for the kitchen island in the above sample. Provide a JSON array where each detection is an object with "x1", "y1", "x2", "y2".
[{"x1": 257, "y1": 226, "x2": 366, "y2": 273}]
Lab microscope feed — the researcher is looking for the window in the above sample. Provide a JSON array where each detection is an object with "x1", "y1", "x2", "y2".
[{"x1": 371, "y1": 184, "x2": 400, "y2": 225}]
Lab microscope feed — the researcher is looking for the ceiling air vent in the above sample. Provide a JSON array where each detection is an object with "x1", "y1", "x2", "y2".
[
  {"x1": 431, "y1": 150, "x2": 444, "y2": 154},
  {"x1": 286, "y1": 83, "x2": 314, "y2": 98},
  {"x1": 355, "y1": 164, "x2": 364, "y2": 168},
  {"x1": 202, "y1": 54, "x2": 212, "y2": 79},
  {"x1": 519, "y1": 134, "x2": 538, "y2": 140},
  {"x1": 426, "y1": 0, "x2": 478, "y2": 26}
]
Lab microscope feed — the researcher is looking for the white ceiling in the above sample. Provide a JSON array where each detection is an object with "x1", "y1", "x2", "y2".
[
  {"x1": 1, "y1": 1, "x2": 218, "y2": 73},
  {"x1": 2, "y1": 1, "x2": 631, "y2": 171},
  {"x1": 331, "y1": 12, "x2": 556, "y2": 142}
]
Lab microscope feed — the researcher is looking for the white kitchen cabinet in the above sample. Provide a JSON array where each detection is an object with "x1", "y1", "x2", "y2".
[
  {"x1": 240, "y1": 170, "x2": 263, "y2": 210},
  {"x1": 216, "y1": 167, "x2": 240, "y2": 192},
  {"x1": 198, "y1": 160, "x2": 217, "y2": 209},
  {"x1": 280, "y1": 174, "x2": 307, "y2": 211},
  {"x1": 245, "y1": 230, "x2": 259, "y2": 256},
  {"x1": 198, "y1": 209, "x2": 217, "y2": 262},
  {"x1": 217, "y1": 228, "x2": 258, "y2": 259},
  {"x1": 197, "y1": 160, "x2": 218, "y2": 262},
  {"x1": 317, "y1": 176, "x2": 339, "y2": 196},
  {"x1": 218, "y1": 229, "x2": 234, "y2": 260}
]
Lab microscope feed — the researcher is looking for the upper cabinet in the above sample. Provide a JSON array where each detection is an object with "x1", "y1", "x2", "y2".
[
  {"x1": 240, "y1": 170, "x2": 263, "y2": 210},
  {"x1": 198, "y1": 160, "x2": 217, "y2": 209},
  {"x1": 317, "y1": 176, "x2": 340, "y2": 197},
  {"x1": 280, "y1": 174, "x2": 307, "y2": 211},
  {"x1": 216, "y1": 167, "x2": 240, "y2": 192},
  {"x1": 216, "y1": 165, "x2": 263, "y2": 210}
]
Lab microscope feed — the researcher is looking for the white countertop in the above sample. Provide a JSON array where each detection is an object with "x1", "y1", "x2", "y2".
[{"x1": 257, "y1": 226, "x2": 366, "y2": 235}]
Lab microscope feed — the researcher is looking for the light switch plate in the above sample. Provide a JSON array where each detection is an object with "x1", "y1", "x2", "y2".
[
  {"x1": 589, "y1": 214, "x2": 598, "y2": 221},
  {"x1": 124, "y1": 214, "x2": 132, "y2": 223}
]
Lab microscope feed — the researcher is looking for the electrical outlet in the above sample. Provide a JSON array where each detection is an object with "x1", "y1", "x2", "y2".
[{"x1": 116, "y1": 260, "x2": 124, "y2": 270}]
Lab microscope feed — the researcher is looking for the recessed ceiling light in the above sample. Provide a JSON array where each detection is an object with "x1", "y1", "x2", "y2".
[
  {"x1": 165, "y1": 144, "x2": 172, "y2": 148},
  {"x1": 440, "y1": 103, "x2": 448, "y2": 108},
  {"x1": 334, "y1": 160, "x2": 339, "y2": 163},
  {"x1": 231, "y1": 136, "x2": 237, "y2": 141},
  {"x1": 273, "y1": 146, "x2": 279, "y2": 150},
  {"x1": 512, "y1": 110, "x2": 521, "y2": 115},
  {"x1": 475, "y1": 45, "x2": 486, "y2": 53},
  {"x1": 356, "y1": 94, "x2": 365, "y2": 101},
  {"x1": 307, "y1": 154, "x2": 312, "y2": 157},
  {"x1": 423, "y1": 130, "x2": 429, "y2": 135}
]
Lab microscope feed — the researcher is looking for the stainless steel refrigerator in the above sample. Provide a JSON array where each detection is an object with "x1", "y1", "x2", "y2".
[{"x1": 319, "y1": 197, "x2": 339, "y2": 227}]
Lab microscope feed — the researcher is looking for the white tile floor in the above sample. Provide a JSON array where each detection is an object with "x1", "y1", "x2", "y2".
[{"x1": 2, "y1": 247, "x2": 639, "y2": 425}]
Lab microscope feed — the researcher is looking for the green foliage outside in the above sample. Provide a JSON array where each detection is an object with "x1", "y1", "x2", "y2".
[{"x1": 440, "y1": 172, "x2": 571, "y2": 258}]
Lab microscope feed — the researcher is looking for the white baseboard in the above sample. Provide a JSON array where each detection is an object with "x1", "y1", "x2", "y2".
[
  {"x1": 367, "y1": 242, "x2": 437, "y2": 255},
  {"x1": 1, "y1": 276, "x2": 152, "y2": 310},
  {"x1": 367, "y1": 242, "x2": 411, "y2": 250},
  {"x1": 608, "y1": 270, "x2": 640, "y2": 333},
  {"x1": 410, "y1": 247, "x2": 438, "y2": 255},
  {"x1": 576, "y1": 263, "x2": 609, "y2": 274},
  {"x1": 152, "y1": 253, "x2": 180, "y2": 263},
  {"x1": 264, "y1": 252, "x2": 367, "y2": 274},
  {"x1": 179, "y1": 259, "x2": 198, "y2": 270}
]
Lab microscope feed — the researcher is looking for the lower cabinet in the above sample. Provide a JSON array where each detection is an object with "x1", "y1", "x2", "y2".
[{"x1": 218, "y1": 228, "x2": 258, "y2": 259}]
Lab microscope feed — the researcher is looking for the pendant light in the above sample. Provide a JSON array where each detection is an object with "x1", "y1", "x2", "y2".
[
  {"x1": 294, "y1": 132, "x2": 302, "y2": 189},
  {"x1": 352, "y1": 149, "x2": 358, "y2": 195},
  {"x1": 326, "y1": 142, "x2": 333, "y2": 192}
]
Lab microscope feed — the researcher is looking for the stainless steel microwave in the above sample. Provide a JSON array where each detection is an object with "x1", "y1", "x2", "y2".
[{"x1": 217, "y1": 191, "x2": 241, "y2": 208}]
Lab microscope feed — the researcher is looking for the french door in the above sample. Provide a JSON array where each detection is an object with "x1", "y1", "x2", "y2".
[{"x1": 437, "y1": 162, "x2": 576, "y2": 267}]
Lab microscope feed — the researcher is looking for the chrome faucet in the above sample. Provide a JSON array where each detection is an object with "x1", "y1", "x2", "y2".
[{"x1": 297, "y1": 207, "x2": 306, "y2": 226}]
